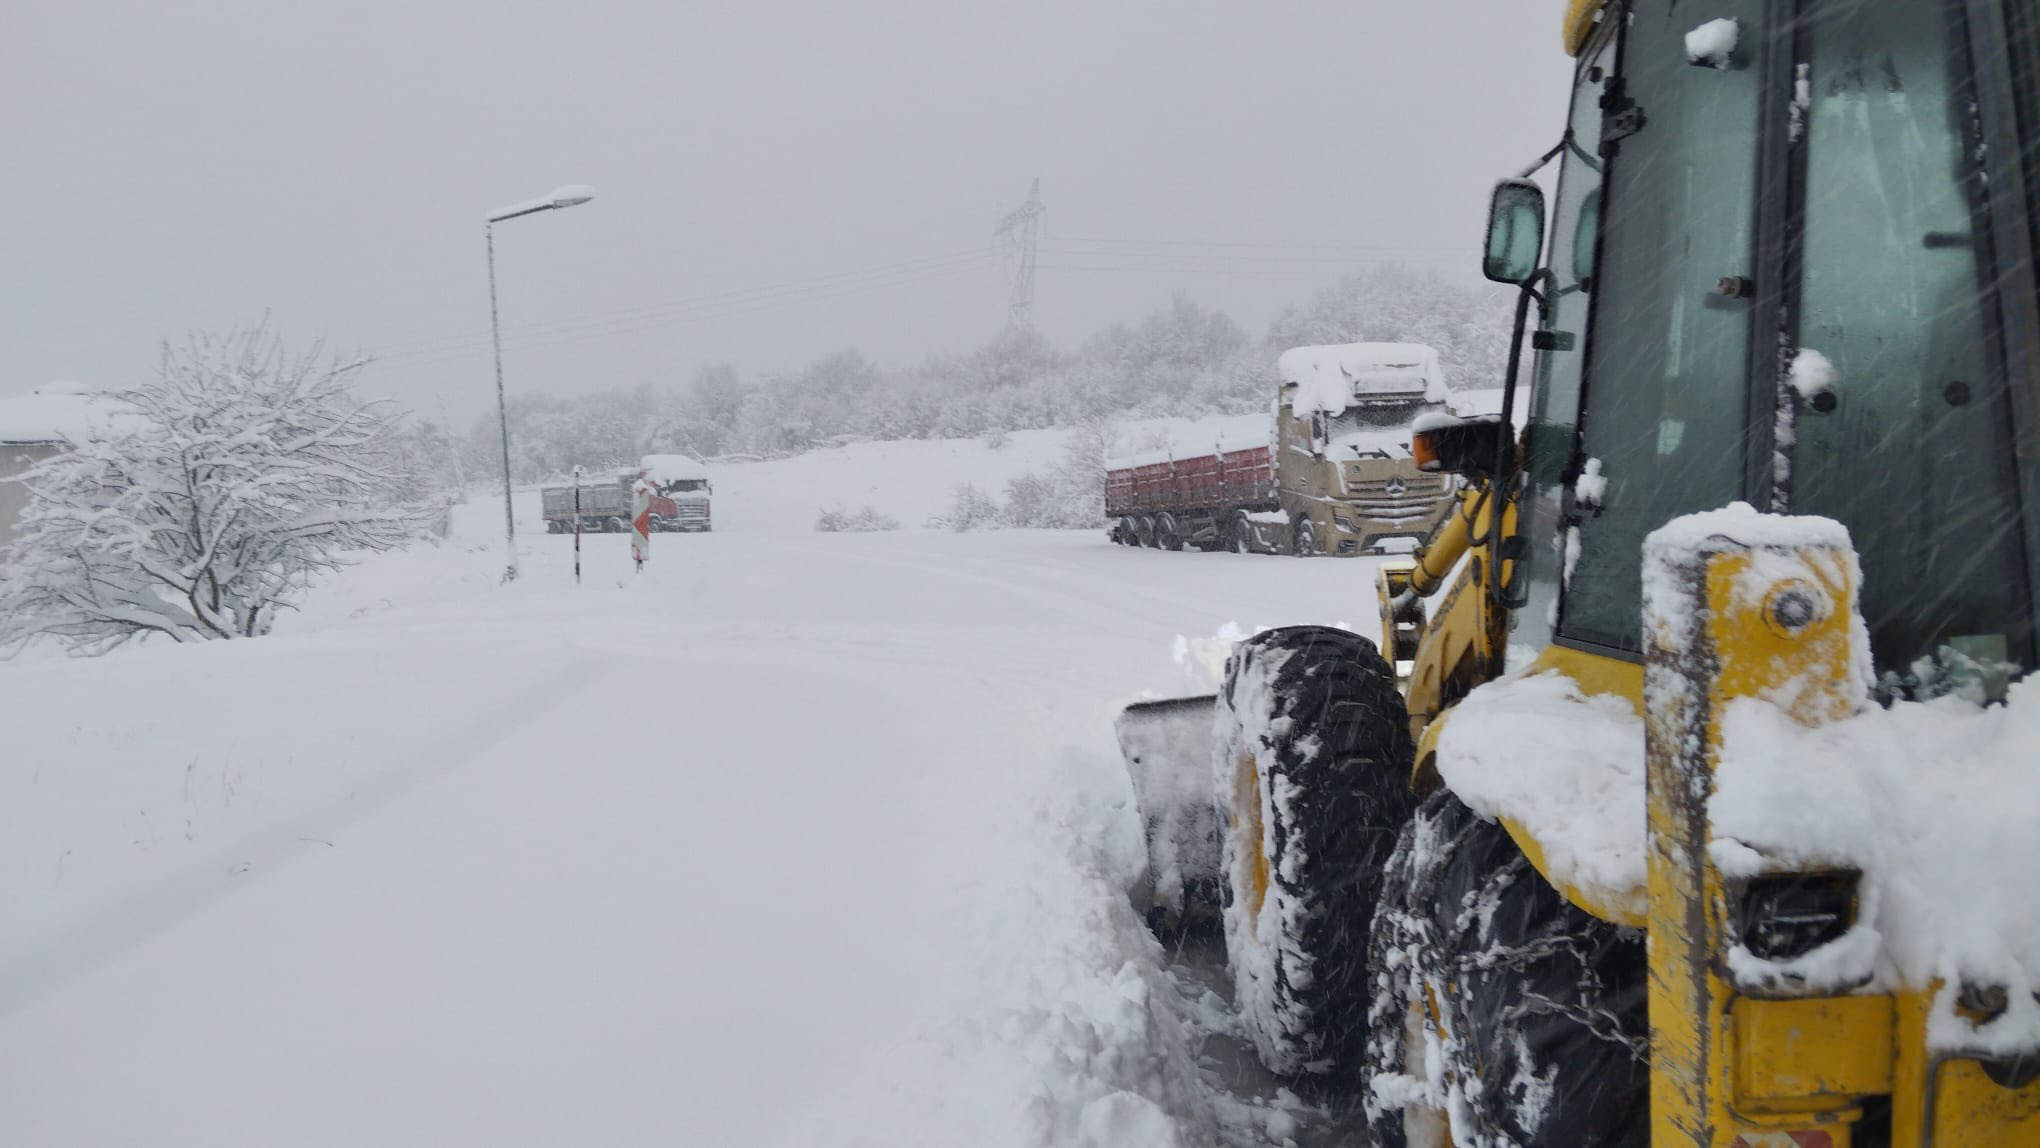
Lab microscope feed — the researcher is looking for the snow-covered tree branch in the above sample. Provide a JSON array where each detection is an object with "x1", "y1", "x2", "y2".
[{"x1": 0, "y1": 323, "x2": 419, "y2": 654}]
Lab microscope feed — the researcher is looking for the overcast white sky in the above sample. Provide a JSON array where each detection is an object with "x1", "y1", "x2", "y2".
[{"x1": 1, "y1": 2, "x2": 1575, "y2": 420}]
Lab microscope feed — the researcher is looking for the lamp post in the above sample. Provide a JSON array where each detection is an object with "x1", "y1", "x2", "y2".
[{"x1": 486, "y1": 183, "x2": 595, "y2": 582}]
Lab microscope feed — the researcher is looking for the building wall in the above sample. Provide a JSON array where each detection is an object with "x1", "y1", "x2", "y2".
[{"x1": 1, "y1": 443, "x2": 60, "y2": 551}]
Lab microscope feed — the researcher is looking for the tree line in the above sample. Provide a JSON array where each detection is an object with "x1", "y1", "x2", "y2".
[{"x1": 439, "y1": 265, "x2": 1512, "y2": 487}]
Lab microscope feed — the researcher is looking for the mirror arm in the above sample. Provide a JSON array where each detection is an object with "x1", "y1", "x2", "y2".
[{"x1": 1516, "y1": 133, "x2": 1571, "y2": 180}]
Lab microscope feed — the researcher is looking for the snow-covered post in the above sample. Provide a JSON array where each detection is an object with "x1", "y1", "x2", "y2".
[
  {"x1": 1639, "y1": 505, "x2": 1870, "y2": 1147},
  {"x1": 572, "y1": 464, "x2": 584, "y2": 585},
  {"x1": 630, "y1": 473, "x2": 651, "y2": 572}
]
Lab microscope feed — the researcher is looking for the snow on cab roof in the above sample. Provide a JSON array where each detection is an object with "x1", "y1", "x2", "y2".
[
  {"x1": 1277, "y1": 342, "x2": 1448, "y2": 416},
  {"x1": 0, "y1": 382, "x2": 118, "y2": 445},
  {"x1": 640, "y1": 453, "x2": 708, "y2": 482}
]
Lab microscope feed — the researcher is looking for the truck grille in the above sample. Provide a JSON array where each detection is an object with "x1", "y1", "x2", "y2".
[
  {"x1": 1347, "y1": 474, "x2": 1450, "y2": 523},
  {"x1": 670, "y1": 502, "x2": 709, "y2": 521}
]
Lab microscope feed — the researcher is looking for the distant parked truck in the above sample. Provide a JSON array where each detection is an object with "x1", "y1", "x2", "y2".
[
  {"x1": 541, "y1": 454, "x2": 713, "y2": 534},
  {"x1": 1105, "y1": 343, "x2": 1457, "y2": 556}
]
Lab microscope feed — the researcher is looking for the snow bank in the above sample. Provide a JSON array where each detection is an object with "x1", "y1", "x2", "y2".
[
  {"x1": 3, "y1": 482, "x2": 1385, "y2": 1145},
  {"x1": 1278, "y1": 342, "x2": 1448, "y2": 416}
]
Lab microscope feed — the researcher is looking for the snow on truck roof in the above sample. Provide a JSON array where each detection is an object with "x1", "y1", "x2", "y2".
[
  {"x1": 1278, "y1": 342, "x2": 1448, "y2": 416},
  {"x1": 639, "y1": 454, "x2": 708, "y2": 482},
  {"x1": 0, "y1": 382, "x2": 129, "y2": 446}
]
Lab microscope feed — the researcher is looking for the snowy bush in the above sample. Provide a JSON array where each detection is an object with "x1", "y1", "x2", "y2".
[
  {"x1": 1000, "y1": 420, "x2": 1114, "y2": 530},
  {"x1": 0, "y1": 324, "x2": 416, "y2": 653},
  {"x1": 926, "y1": 483, "x2": 1003, "y2": 532},
  {"x1": 814, "y1": 505, "x2": 901, "y2": 532}
]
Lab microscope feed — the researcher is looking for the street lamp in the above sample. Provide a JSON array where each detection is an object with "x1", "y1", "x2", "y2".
[{"x1": 486, "y1": 183, "x2": 595, "y2": 582}]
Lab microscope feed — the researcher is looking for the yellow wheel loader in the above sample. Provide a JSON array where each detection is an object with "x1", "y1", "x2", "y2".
[{"x1": 1114, "y1": 1, "x2": 2040, "y2": 1143}]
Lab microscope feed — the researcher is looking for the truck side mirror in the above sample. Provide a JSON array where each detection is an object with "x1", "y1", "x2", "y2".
[
  {"x1": 1483, "y1": 179, "x2": 1547, "y2": 286},
  {"x1": 1413, "y1": 414, "x2": 1510, "y2": 480}
]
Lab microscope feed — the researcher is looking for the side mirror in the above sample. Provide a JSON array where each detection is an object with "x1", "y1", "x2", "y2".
[
  {"x1": 1413, "y1": 414, "x2": 1510, "y2": 480},
  {"x1": 1483, "y1": 179, "x2": 1547, "y2": 286}
]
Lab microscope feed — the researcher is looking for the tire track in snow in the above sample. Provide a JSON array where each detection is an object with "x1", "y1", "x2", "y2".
[{"x1": 0, "y1": 653, "x2": 611, "y2": 1020}]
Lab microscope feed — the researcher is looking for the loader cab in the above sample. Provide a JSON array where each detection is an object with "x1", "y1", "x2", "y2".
[{"x1": 1507, "y1": 0, "x2": 2040, "y2": 696}]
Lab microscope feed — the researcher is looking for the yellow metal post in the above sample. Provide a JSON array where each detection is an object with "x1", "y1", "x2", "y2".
[{"x1": 1641, "y1": 514, "x2": 1869, "y2": 1148}]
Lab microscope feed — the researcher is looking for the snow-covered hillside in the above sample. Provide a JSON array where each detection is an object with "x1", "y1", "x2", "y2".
[
  {"x1": 0, "y1": 437, "x2": 1382, "y2": 1148},
  {"x1": 696, "y1": 412, "x2": 1266, "y2": 533}
]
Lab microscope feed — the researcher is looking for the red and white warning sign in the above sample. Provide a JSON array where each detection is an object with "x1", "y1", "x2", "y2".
[
  {"x1": 630, "y1": 475, "x2": 652, "y2": 571},
  {"x1": 1728, "y1": 1132, "x2": 1833, "y2": 1148}
]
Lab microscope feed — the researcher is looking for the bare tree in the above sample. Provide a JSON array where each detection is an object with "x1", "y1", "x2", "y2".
[{"x1": 0, "y1": 323, "x2": 416, "y2": 653}]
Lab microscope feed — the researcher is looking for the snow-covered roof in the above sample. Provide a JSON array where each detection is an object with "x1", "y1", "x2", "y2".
[
  {"x1": 1277, "y1": 342, "x2": 1448, "y2": 415},
  {"x1": 640, "y1": 453, "x2": 708, "y2": 482},
  {"x1": 0, "y1": 382, "x2": 114, "y2": 445}
]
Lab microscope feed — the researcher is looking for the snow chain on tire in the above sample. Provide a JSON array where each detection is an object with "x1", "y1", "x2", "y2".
[
  {"x1": 1363, "y1": 791, "x2": 1650, "y2": 1148},
  {"x1": 1214, "y1": 625, "x2": 1419, "y2": 1077}
]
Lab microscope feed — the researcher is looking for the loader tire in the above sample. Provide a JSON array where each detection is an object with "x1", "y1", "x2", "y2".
[
  {"x1": 1214, "y1": 625, "x2": 1419, "y2": 1077},
  {"x1": 1363, "y1": 791, "x2": 1649, "y2": 1148}
]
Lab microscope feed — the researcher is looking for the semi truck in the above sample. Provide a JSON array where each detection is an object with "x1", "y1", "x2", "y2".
[
  {"x1": 541, "y1": 455, "x2": 712, "y2": 534},
  {"x1": 1104, "y1": 342, "x2": 1458, "y2": 556}
]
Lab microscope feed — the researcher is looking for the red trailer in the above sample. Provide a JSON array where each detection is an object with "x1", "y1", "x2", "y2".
[{"x1": 1105, "y1": 440, "x2": 1279, "y2": 552}]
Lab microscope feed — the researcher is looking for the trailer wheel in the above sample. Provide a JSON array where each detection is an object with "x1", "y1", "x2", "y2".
[
  {"x1": 604, "y1": 516, "x2": 625, "y2": 534},
  {"x1": 1229, "y1": 511, "x2": 1254, "y2": 554},
  {"x1": 1156, "y1": 513, "x2": 1185, "y2": 552},
  {"x1": 1363, "y1": 791, "x2": 1649, "y2": 1148},
  {"x1": 1114, "y1": 517, "x2": 1138, "y2": 546},
  {"x1": 1214, "y1": 625, "x2": 1419, "y2": 1077},
  {"x1": 1134, "y1": 515, "x2": 1157, "y2": 548},
  {"x1": 1291, "y1": 516, "x2": 1317, "y2": 557}
]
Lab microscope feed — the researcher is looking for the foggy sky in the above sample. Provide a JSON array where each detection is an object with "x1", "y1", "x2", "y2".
[{"x1": 2, "y1": 2, "x2": 1576, "y2": 421}]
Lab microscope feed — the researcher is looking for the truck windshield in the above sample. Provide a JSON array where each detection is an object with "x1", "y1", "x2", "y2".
[
  {"x1": 1343, "y1": 400, "x2": 1429, "y2": 429},
  {"x1": 1319, "y1": 401, "x2": 1437, "y2": 459}
]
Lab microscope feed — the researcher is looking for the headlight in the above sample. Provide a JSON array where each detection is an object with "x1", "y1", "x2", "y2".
[{"x1": 1736, "y1": 870, "x2": 1858, "y2": 961}]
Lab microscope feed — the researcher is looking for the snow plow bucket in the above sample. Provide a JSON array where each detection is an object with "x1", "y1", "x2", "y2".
[{"x1": 1115, "y1": 695, "x2": 1223, "y2": 933}]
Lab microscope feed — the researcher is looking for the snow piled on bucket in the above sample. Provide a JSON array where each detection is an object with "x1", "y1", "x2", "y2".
[{"x1": 1277, "y1": 342, "x2": 1448, "y2": 416}]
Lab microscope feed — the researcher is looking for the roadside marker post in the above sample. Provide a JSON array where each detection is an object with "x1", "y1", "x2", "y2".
[
  {"x1": 631, "y1": 474, "x2": 651, "y2": 573},
  {"x1": 572, "y1": 464, "x2": 584, "y2": 585}
]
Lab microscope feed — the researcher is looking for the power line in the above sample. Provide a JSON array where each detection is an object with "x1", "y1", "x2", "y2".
[
  {"x1": 369, "y1": 248, "x2": 994, "y2": 360},
  {"x1": 375, "y1": 259, "x2": 995, "y2": 374}
]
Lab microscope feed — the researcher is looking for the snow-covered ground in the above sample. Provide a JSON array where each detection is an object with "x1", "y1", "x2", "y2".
[{"x1": 0, "y1": 439, "x2": 1382, "y2": 1147}]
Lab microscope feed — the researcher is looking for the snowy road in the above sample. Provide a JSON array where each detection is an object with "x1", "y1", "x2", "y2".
[{"x1": 1, "y1": 520, "x2": 1379, "y2": 1146}]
